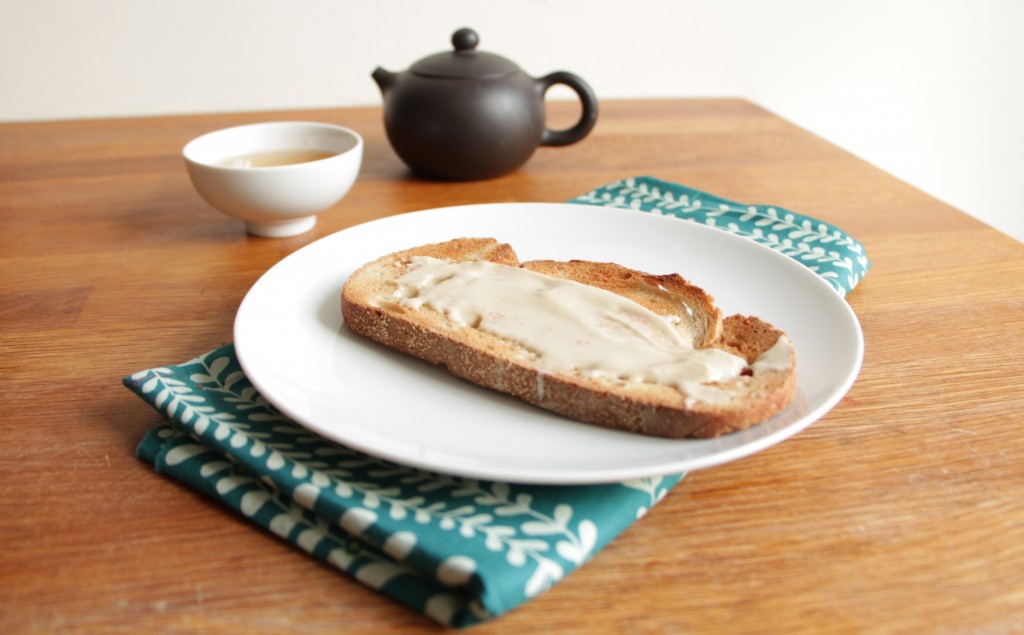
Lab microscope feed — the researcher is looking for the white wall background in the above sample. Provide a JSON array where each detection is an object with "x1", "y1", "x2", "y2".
[{"x1": 3, "y1": 0, "x2": 1022, "y2": 242}]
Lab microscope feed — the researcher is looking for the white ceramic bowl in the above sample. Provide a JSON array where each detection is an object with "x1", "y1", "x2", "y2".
[{"x1": 183, "y1": 121, "x2": 363, "y2": 237}]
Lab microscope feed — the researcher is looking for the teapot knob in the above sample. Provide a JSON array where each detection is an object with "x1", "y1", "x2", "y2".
[{"x1": 451, "y1": 28, "x2": 479, "y2": 52}]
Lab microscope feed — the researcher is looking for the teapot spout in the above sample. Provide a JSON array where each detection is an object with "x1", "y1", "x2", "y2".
[{"x1": 372, "y1": 67, "x2": 397, "y2": 95}]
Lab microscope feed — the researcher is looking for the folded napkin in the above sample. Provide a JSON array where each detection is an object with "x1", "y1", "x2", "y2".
[
  {"x1": 127, "y1": 348, "x2": 681, "y2": 627},
  {"x1": 126, "y1": 176, "x2": 868, "y2": 628},
  {"x1": 572, "y1": 176, "x2": 869, "y2": 296}
]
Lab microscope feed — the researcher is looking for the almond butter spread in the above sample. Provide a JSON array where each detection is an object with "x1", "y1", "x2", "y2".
[{"x1": 386, "y1": 257, "x2": 792, "y2": 402}]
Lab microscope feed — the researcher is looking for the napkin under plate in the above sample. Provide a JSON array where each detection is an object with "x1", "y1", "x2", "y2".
[
  {"x1": 126, "y1": 176, "x2": 868, "y2": 627},
  {"x1": 573, "y1": 176, "x2": 869, "y2": 296}
]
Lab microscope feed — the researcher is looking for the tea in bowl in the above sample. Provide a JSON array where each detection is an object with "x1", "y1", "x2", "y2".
[{"x1": 183, "y1": 122, "x2": 363, "y2": 237}]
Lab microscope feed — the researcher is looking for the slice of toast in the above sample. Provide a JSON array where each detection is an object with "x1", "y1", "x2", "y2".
[{"x1": 341, "y1": 238, "x2": 796, "y2": 439}]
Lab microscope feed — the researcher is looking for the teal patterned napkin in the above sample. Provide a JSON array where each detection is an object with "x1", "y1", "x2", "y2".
[
  {"x1": 126, "y1": 347, "x2": 681, "y2": 628},
  {"x1": 572, "y1": 176, "x2": 869, "y2": 296},
  {"x1": 127, "y1": 177, "x2": 867, "y2": 628}
]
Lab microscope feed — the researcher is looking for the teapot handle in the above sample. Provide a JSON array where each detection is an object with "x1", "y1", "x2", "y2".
[{"x1": 536, "y1": 72, "x2": 598, "y2": 147}]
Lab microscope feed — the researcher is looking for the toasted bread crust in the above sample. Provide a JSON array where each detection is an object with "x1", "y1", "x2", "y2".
[{"x1": 341, "y1": 238, "x2": 796, "y2": 439}]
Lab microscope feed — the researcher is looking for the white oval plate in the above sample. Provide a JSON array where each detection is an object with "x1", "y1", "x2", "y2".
[{"x1": 234, "y1": 203, "x2": 863, "y2": 484}]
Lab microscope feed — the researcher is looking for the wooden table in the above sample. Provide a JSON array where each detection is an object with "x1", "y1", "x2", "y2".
[{"x1": 2, "y1": 100, "x2": 1022, "y2": 634}]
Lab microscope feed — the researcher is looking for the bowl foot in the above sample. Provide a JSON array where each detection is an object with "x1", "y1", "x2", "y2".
[{"x1": 245, "y1": 216, "x2": 317, "y2": 238}]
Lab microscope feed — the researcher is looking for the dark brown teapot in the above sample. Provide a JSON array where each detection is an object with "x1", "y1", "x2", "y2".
[{"x1": 372, "y1": 28, "x2": 598, "y2": 181}]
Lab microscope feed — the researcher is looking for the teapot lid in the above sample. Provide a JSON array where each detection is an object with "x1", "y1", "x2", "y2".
[{"x1": 409, "y1": 28, "x2": 520, "y2": 79}]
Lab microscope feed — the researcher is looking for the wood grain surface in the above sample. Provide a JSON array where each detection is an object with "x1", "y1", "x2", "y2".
[{"x1": 1, "y1": 100, "x2": 1022, "y2": 634}]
